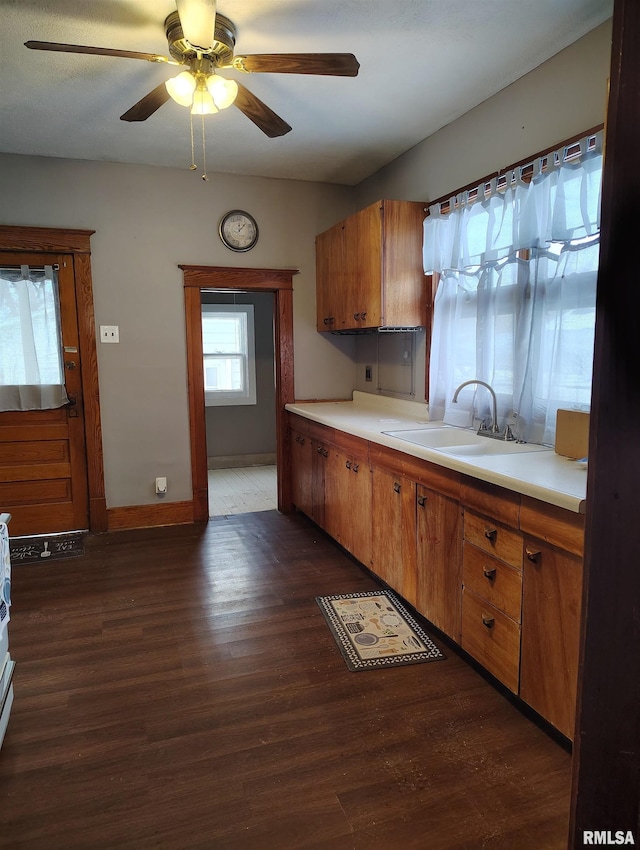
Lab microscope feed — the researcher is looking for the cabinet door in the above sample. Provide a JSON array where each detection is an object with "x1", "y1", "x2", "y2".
[
  {"x1": 290, "y1": 430, "x2": 313, "y2": 518},
  {"x1": 352, "y1": 204, "x2": 382, "y2": 328},
  {"x1": 315, "y1": 223, "x2": 345, "y2": 332},
  {"x1": 370, "y1": 467, "x2": 417, "y2": 604},
  {"x1": 520, "y1": 538, "x2": 583, "y2": 739},
  {"x1": 311, "y1": 440, "x2": 329, "y2": 530},
  {"x1": 416, "y1": 485, "x2": 462, "y2": 642},
  {"x1": 325, "y1": 446, "x2": 371, "y2": 565}
]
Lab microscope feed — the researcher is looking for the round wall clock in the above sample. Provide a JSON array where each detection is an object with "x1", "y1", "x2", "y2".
[{"x1": 219, "y1": 210, "x2": 259, "y2": 252}]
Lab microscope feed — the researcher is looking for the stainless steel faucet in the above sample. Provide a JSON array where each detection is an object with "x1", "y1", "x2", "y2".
[{"x1": 452, "y1": 379, "x2": 514, "y2": 440}]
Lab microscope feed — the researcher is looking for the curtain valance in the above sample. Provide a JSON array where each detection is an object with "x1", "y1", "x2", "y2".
[{"x1": 423, "y1": 131, "x2": 603, "y2": 273}]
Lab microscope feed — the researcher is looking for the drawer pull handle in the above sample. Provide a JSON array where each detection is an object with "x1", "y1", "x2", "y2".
[
  {"x1": 417, "y1": 495, "x2": 427, "y2": 507},
  {"x1": 526, "y1": 548, "x2": 541, "y2": 563},
  {"x1": 484, "y1": 528, "x2": 498, "y2": 542},
  {"x1": 345, "y1": 460, "x2": 352, "y2": 470},
  {"x1": 317, "y1": 446, "x2": 323, "y2": 454},
  {"x1": 483, "y1": 567, "x2": 496, "y2": 580},
  {"x1": 352, "y1": 463, "x2": 359, "y2": 473},
  {"x1": 482, "y1": 615, "x2": 495, "y2": 628},
  {"x1": 393, "y1": 482, "x2": 401, "y2": 494},
  {"x1": 322, "y1": 449, "x2": 328, "y2": 458}
]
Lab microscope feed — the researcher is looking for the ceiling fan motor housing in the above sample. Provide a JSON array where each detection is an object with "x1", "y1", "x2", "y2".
[{"x1": 164, "y1": 11, "x2": 237, "y2": 65}]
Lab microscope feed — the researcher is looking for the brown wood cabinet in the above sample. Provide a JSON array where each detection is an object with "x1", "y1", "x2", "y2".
[
  {"x1": 287, "y1": 412, "x2": 585, "y2": 738},
  {"x1": 315, "y1": 200, "x2": 427, "y2": 332},
  {"x1": 370, "y1": 466, "x2": 417, "y2": 605},
  {"x1": 520, "y1": 538, "x2": 583, "y2": 739},
  {"x1": 415, "y1": 485, "x2": 462, "y2": 642},
  {"x1": 325, "y1": 441, "x2": 372, "y2": 567}
]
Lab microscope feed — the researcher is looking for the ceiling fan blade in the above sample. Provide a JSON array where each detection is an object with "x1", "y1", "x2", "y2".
[
  {"x1": 25, "y1": 40, "x2": 170, "y2": 64},
  {"x1": 234, "y1": 83, "x2": 292, "y2": 138},
  {"x1": 234, "y1": 53, "x2": 360, "y2": 77},
  {"x1": 120, "y1": 83, "x2": 172, "y2": 122},
  {"x1": 176, "y1": 0, "x2": 216, "y2": 52}
]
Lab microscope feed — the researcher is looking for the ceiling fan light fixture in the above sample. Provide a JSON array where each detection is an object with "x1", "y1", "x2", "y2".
[
  {"x1": 165, "y1": 70, "x2": 196, "y2": 106},
  {"x1": 191, "y1": 85, "x2": 218, "y2": 115},
  {"x1": 206, "y1": 74, "x2": 238, "y2": 109}
]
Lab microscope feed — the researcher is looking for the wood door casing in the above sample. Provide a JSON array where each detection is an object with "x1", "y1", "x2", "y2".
[
  {"x1": 181, "y1": 265, "x2": 297, "y2": 522},
  {"x1": 0, "y1": 252, "x2": 90, "y2": 535}
]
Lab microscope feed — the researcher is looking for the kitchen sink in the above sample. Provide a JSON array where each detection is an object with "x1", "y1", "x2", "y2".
[{"x1": 382, "y1": 426, "x2": 550, "y2": 457}]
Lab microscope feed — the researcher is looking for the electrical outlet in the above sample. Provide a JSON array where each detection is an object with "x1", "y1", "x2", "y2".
[
  {"x1": 100, "y1": 325, "x2": 119, "y2": 343},
  {"x1": 155, "y1": 477, "x2": 167, "y2": 496},
  {"x1": 365, "y1": 365, "x2": 373, "y2": 382}
]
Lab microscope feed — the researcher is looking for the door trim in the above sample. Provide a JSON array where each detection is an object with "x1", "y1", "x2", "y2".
[
  {"x1": 181, "y1": 265, "x2": 298, "y2": 521},
  {"x1": 0, "y1": 225, "x2": 107, "y2": 531}
]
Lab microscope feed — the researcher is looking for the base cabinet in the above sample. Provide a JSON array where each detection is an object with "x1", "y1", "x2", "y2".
[
  {"x1": 288, "y1": 413, "x2": 584, "y2": 739},
  {"x1": 520, "y1": 538, "x2": 583, "y2": 739}
]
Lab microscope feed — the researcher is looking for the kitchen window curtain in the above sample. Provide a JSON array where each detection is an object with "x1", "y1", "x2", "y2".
[
  {"x1": 424, "y1": 131, "x2": 603, "y2": 444},
  {"x1": 0, "y1": 264, "x2": 69, "y2": 411}
]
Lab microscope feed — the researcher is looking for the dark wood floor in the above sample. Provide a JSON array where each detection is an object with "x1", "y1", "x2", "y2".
[{"x1": 0, "y1": 511, "x2": 572, "y2": 849}]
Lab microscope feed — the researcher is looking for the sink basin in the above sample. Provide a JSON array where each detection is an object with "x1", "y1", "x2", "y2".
[{"x1": 382, "y1": 426, "x2": 550, "y2": 457}]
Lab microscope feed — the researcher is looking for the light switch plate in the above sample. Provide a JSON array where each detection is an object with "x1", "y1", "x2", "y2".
[{"x1": 100, "y1": 325, "x2": 119, "y2": 343}]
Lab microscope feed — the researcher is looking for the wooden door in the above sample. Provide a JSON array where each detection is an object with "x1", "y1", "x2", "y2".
[
  {"x1": 0, "y1": 253, "x2": 89, "y2": 536},
  {"x1": 415, "y1": 485, "x2": 462, "y2": 642}
]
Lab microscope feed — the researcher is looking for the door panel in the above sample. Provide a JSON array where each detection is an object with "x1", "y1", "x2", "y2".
[{"x1": 0, "y1": 253, "x2": 89, "y2": 535}]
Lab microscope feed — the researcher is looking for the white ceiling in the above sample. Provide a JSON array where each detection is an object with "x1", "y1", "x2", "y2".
[{"x1": 0, "y1": 0, "x2": 612, "y2": 186}]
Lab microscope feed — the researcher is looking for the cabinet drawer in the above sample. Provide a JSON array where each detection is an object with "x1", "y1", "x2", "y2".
[
  {"x1": 463, "y1": 543, "x2": 522, "y2": 623},
  {"x1": 461, "y1": 589, "x2": 521, "y2": 693},
  {"x1": 464, "y1": 511, "x2": 522, "y2": 569}
]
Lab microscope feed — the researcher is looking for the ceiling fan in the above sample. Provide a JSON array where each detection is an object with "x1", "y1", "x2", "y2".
[{"x1": 24, "y1": 0, "x2": 360, "y2": 138}]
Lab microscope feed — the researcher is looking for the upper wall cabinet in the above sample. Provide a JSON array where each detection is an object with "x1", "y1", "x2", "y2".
[{"x1": 315, "y1": 200, "x2": 427, "y2": 333}]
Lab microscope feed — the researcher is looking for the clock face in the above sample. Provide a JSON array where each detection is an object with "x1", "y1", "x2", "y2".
[{"x1": 219, "y1": 210, "x2": 259, "y2": 252}]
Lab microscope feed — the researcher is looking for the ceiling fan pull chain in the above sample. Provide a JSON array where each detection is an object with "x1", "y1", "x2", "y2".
[
  {"x1": 189, "y1": 112, "x2": 197, "y2": 171},
  {"x1": 201, "y1": 114, "x2": 209, "y2": 181}
]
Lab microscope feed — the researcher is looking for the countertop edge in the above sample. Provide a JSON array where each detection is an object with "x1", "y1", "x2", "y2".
[{"x1": 286, "y1": 401, "x2": 586, "y2": 515}]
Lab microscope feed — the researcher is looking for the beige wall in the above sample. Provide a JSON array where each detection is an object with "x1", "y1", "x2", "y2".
[
  {"x1": 0, "y1": 155, "x2": 354, "y2": 507},
  {"x1": 354, "y1": 20, "x2": 612, "y2": 209}
]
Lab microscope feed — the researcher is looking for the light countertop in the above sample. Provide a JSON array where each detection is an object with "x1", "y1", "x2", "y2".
[{"x1": 286, "y1": 392, "x2": 587, "y2": 514}]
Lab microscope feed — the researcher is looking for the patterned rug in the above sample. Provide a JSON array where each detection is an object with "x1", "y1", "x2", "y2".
[
  {"x1": 9, "y1": 532, "x2": 85, "y2": 564},
  {"x1": 316, "y1": 590, "x2": 445, "y2": 671}
]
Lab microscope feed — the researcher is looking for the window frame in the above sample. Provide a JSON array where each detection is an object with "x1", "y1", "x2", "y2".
[{"x1": 201, "y1": 303, "x2": 257, "y2": 407}]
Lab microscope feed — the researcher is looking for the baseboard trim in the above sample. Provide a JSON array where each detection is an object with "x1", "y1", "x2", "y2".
[
  {"x1": 107, "y1": 500, "x2": 195, "y2": 531},
  {"x1": 208, "y1": 453, "x2": 276, "y2": 469}
]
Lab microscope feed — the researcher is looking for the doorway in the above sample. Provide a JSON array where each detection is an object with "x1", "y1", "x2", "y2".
[
  {"x1": 202, "y1": 290, "x2": 277, "y2": 516},
  {"x1": 181, "y1": 265, "x2": 297, "y2": 521},
  {"x1": 0, "y1": 226, "x2": 106, "y2": 536}
]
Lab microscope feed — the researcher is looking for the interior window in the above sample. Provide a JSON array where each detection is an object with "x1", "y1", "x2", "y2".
[{"x1": 201, "y1": 303, "x2": 257, "y2": 406}]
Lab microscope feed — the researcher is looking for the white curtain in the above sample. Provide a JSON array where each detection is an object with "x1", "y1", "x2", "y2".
[
  {"x1": 425, "y1": 131, "x2": 602, "y2": 444},
  {"x1": 0, "y1": 264, "x2": 69, "y2": 411}
]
